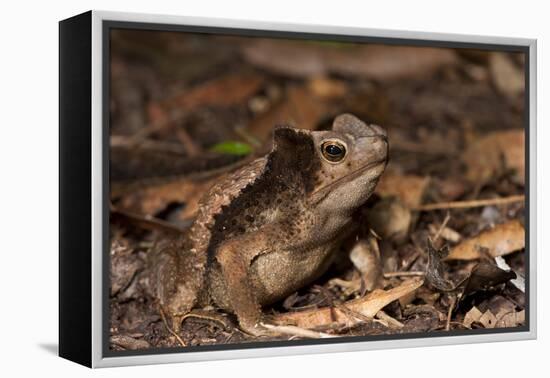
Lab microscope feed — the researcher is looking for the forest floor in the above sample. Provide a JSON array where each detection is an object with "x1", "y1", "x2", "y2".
[{"x1": 108, "y1": 30, "x2": 527, "y2": 351}]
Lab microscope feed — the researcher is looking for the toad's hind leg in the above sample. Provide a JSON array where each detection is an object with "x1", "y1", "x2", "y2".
[{"x1": 147, "y1": 237, "x2": 207, "y2": 334}]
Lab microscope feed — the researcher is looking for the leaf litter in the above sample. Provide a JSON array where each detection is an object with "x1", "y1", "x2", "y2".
[{"x1": 107, "y1": 30, "x2": 526, "y2": 350}]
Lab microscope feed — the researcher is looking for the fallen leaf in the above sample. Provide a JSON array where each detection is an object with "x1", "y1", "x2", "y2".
[
  {"x1": 496, "y1": 309, "x2": 525, "y2": 328},
  {"x1": 306, "y1": 76, "x2": 347, "y2": 99},
  {"x1": 118, "y1": 178, "x2": 217, "y2": 221},
  {"x1": 494, "y1": 256, "x2": 525, "y2": 292},
  {"x1": 434, "y1": 178, "x2": 467, "y2": 201},
  {"x1": 489, "y1": 52, "x2": 525, "y2": 97},
  {"x1": 428, "y1": 223, "x2": 461, "y2": 243},
  {"x1": 425, "y1": 239, "x2": 516, "y2": 298},
  {"x1": 209, "y1": 141, "x2": 253, "y2": 156},
  {"x1": 463, "y1": 129, "x2": 525, "y2": 186},
  {"x1": 482, "y1": 295, "x2": 516, "y2": 316},
  {"x1": 425, "y1": 240, "x2": 455, "y2": 292},
  {"x1": 479, "y1": 310, "x2": 497, "y2": 328},
  {"x1": 242, "y1": 39, "x2": 458, "y2": 81},
  {"x1": 166, "y1": 72, "x2": 264, "y2": 109},
  {"x1": 111, "y1": 143, "x2": 242, "y2": 183},
  {"x1": 367, "y1": 198, "x2": 411, "y2": 243},
  {"x1": 274, "y1": 278, "x2": 424, "y2": 329},
  {"x1": 111, "y1": 335, "x2": 151, "y2": 350},
  {"x1": 241, "y1": 40, "x2": 326, "y2": 78},
  {"x1": 110, "y1": 241, "x2": 142, "y2": 297},
  {"x1": 349, "y1": 235, "x2": 383, "y2": 293},
  {"x1": 375, "y1": 173, "x2": 430, "y2": 208},
  {"x1": 446, "y1": 220, "x2": 525, "y2": 260},
  {"x1": 461, "y1": 263, "x2": 516, "y2": 298},
  {"x1": 247, "y1": 85, "x2": 328, "y2": 141},
  {"x1": 326, "y1": 45, "x2": 458, "y2": 81},
  {"x1": 463, "y1": 306, "x2": 483, "y2": 328}
]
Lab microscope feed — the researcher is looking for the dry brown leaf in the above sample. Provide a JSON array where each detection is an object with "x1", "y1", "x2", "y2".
[
  {"x1": 425, "y1": 241, "x2": 455, "y2": 292},
  {"x1": 428, "y1": 224, "x2": 462, "y2": 243},
  {"x1": 307, "y1": 76, "x2": 347, "y2": 99},
  {"x1": 479, "y1": 310, "x2": 498, "y2": 328},
  {"x1": 111, "y1": 335, "x2": 151, "y2": 350},
  {"x1": 367, "y1": 198, "x2": 411, "y2": 243},
  {"x1": 241, "y1": 40, "x2": 327, "y2": 78},
  {"x1": 274, "y1": 278, "x2": 423, "y2": 329},
  {"x1": 349, "y1": 236, "x2": 383, "y2": 292},
  {"x1": 247, "y1": 86, "x2": 328, "y2": 141},
  {"x1": 463, "y1": 306, "x2": 483, "y2": 328},
  {"x1": 376, "y1": 173, "x2": 430, "y2": 208},
  {"x1": 326, "y1": 45, "x2": 458, "y2": 81},
  {"x1": 241, "y1": 39, "x2": 457, "y2": 81},
  {"x1": 167, "y1": 72, "x2": 264, "y2": 109},
  {"x1": 461, "y1": 263, "x2": 516, "y2": 298},
  {"x1": 398, "y1": 290, "x2": 417, "y2": 309},
  {"x1": 463, "y1": 129, "x2": 525, "y2": 186},
  {"x1": 119, "y1": 178, "x2": 216, "y2": 220},
  {"x1": 446, "y1": 220, "x2": 525, "y2": 260},
  {"x1": 110, "y1": 241, "x2": 142, "y2": 297},
  {"x1": 434, "y1": 178, "x2": 468, "y2": 201},
  {"x1": 425, "y1": 239, "x2": 516, "y2": 297},
  {"x1": 496, "y1": 309, "x2": 525, "y2": 328},
  {"x1": 489, "y1": 52, "x2": 525, "y2": 97}
]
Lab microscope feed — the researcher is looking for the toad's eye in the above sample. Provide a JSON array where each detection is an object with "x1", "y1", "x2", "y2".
[{"x1": 321, "y1": 140, "x2": 347, "y2": 163}]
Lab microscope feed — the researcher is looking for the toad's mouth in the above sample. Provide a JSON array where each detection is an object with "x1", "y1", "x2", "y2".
[{"x1": 309, "y1": 157, "x2": 388, "y2": 204}]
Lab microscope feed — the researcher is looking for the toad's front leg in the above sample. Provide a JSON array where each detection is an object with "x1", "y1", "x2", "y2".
[{"x1": 215, "y1": 231, "x2": 275, "y2": 337}]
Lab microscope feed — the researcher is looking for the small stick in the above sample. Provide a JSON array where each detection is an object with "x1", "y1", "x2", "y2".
[
  {"x1": 413, "y1": 195, "x2": 525, "y2": 211},
  {"x1": 334, "y1": 302, "x2": 373, "y2": 324},
  {"x1": 445, "y1": 295, "x2": 457, "y2": 331},
  {"x1": 260, "y1": 323, "x2": 335, "y2": 339},
  {"x1": 383, "y1": 271, "x2": 425, "y2": 278},
  {"x1": 433, "y1": 212, "x2": 451, "y2": 243},
  {"x1": 401, "y1": 250, "x2": 421, "y2": 271},
  {"x1": 176, "y1": 128, "x2": 202, "y2": 157},
  {"x1": 158, "y1": 306, "x2": 186, "y2": 347},
  {"x1": 376, "y1": 310, "x2": 404, "y2": 328},
  {"x1": 110, "y1": 207, "x2": 186, "y2": 234},
  {"x1": 234, "y1": 127, "x2": 262, "y2": 148}
]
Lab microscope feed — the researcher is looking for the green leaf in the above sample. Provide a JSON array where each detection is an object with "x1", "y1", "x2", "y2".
[{"x1": 209, "y1": 141, "x2": 252, "y2": 156}]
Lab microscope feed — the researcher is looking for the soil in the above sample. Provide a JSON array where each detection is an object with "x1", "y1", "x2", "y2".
[{"x1": 108, "y1": 29, "x2": 527, "y2": 352}]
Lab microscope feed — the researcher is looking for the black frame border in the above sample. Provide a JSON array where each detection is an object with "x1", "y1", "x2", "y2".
[{"x1": 59, "y1": 11, "x2": 93, "y2": 367}]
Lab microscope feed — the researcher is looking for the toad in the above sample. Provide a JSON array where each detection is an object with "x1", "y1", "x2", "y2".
[{"x1": 148, "y1": 113, "x2": 388, "y2": 336}]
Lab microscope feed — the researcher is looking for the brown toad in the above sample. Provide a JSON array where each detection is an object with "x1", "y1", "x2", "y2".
[{"x1": 149, "y1": 113, "x2": 388, "y2": 336}]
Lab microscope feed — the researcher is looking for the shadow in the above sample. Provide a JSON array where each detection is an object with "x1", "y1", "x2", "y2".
[{"x1": 38, "y1": 343, "x2": 59, "y2": 356}]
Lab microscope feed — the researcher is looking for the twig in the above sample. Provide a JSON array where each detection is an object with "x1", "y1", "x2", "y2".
[
  {"x1": 413, "y1": 195, "x2": 525, "y2": 211},
  {"x1": 433, "y1": 212, "x2": 451, "y2": 243},
  {"x1": 260, "y1": 323, "x2": 335, "y2": 339},
  {"x1": 176, "y1": 128, "x2": 202, "y2": 157},
  {"x1": 158, "y1": 306, "x2": 186, "y2": 347},
  {"x1": 234, "y1": 127, "x2": 262, "y2": 148},
  {"x1": 445, "y1": 294, "x2": 457, "y2": 331},
  {"x1": 110, "y1": 207, "x2": 186, "y2": 234},
  {"x1": 376, "y1": 310, "x2": 404, "y2": 329},
  {"x1": 401, "y1": 250, "x2": 421, "y2": 271},
  {"x1": 181, "y1": 310, "x2": 231, "y2": 331},
  {"x1": 335, "y1": 302, "x2": 374, "y2": 325},
  {"x1": 383, "y1": 271, "x2": 425, "y2": 278}
]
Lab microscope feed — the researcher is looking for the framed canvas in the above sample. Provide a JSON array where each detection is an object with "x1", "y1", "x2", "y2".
[{"x1": 59, "y1": 10, "x2": 537, "y2": 368}]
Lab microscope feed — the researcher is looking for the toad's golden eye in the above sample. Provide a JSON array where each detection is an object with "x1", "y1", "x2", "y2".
[{"x1": 321, "y1": 140, "x2": 347, "y2": 163}]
